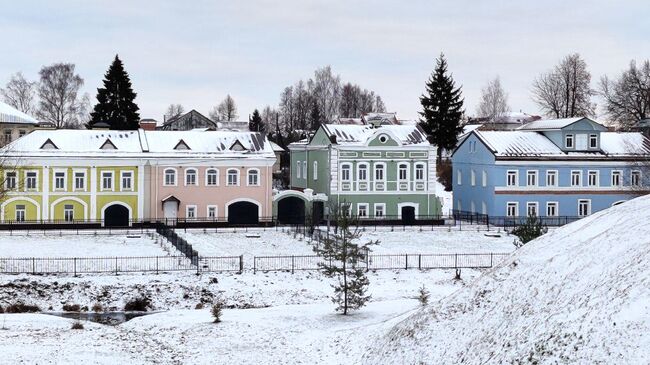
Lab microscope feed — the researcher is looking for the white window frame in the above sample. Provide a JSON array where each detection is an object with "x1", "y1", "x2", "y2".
[
  {"x1": 5, "y1": 171, "x2": 17, "y2": 190},
  {"x1": 296, "y1": 160, "x2": 302, "y2": 179},
  {"x1": 226, "y1": 169, "x2": 240, "y2": 186},
  {"x1": 571, "y1": 170, "x2": 581, "y2": 187},
  {"x1": 631, "y1": 170, "x2": 641, "y2": 187},
  {"x1": 63, "y1": 204, "x2": 74, "y2": 222},
  {"x1": 587, "y1": 170, "x2": 599, "y2": 187},
  {"x1": 415, "y1": 163, "x2": 425, "y2": 181},
  {"x1": 313, "y1": 161, "x2": 318, "y2": 180},
  {"x1": 470, "y1": 169, "x2": 476, "y2": 186},
  {"x1": 399, "y1": 163, "x2": 409, "y2": 181},
  {"x1": 526, "y1": 201, "x2": 538, "y2": 217},
  {"x1": 341, "y1": 163, "x2": 352, "y2": 181},
  {"x1": 506, "y1": 170, "x2": 518, "y2": 187},
  {"x1": 206, "y1": 168, "x2": 219, "y2": 186},
  {"x1": 302, "y1": 161, "x2": 307, "y2": 179},
  {"x1": 526, "y1": 170, "x2": 538, "y2": 187},
  {"x1": 73, "y1": 170, "x2": 86, "y2": 191},
  {"x1": 207, "y1": 205, "x2": 217, "y2": 219},
  {"x1": 101, "y1": 171, "x2": 114, "y2": 191},
  {"x1": 506, "y1": 202, "x2": 518, "y2": 217},
  {"x1": 247, "y1": 168, "x2": 260, "y2": 186},
  {"x1": 357, "y1": 163, "x2": 369, "y2": 181},
  {"x1": 611, "y1": 170, "x2": 622, "y2": 187},
  {"x1": 578, "y1": 199, "x2": 591, "y2": 217},
  {"x1": 565, "y1": 134, "x2": 574, "y2": 148},
  {"x1": 482, "y1": 170, "x2": 487, "y2": 187},
  {"x1": 186, "y1": 205, "x2": 197, "y2": 220},
  {"x1": 121, "y1": 170, "x2": 134, "y2": 191},
  {"x1": 481, "y1": 201, "x2": 487, "y2": 215},
  {"x1": 546, "y1": 170, "x2": 558, "y2": 187},
  {"x1": 357, "y1": 203, "x2": 369, "y2": 218},
  {"x1": 456, "y1": 169, "x2": 462, "y2": 185},
  {"x1": 185, "y1": 168, "x2": 198, "y2": 186},
  {"x1": 163, "y1": 168, "x2": 177, "y2": 186},
  {"x1": 15, "y1": 204, "x2": 26, "y2": 222},
  {"x1": 374, "y1": 163, "x2": 385, "y2": 181},
  {"x1": 373, "y1": 203, "x2": 385, "y2": 218},
  {"x1": 53, "y1": 169, "x2": 67, "y2": 191},
  {"x1": 24, "y1": 170, "x2": 38, "y2": 191},
  {"x1": 546, "y1": 201, "x2": 559, "y2": 217},
  {"x1": 589, "y1": 134, "x2": 598, "y2": 148}
]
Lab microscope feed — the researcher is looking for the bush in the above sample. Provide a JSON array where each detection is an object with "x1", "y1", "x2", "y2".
[
  {"x1": 4, "y1": 302, "x2": 40, "y2": 313},
  {"x1": 63, "y1": 304, "x2": 81, "y2": 312},
  {"x1": 436, "y1": 159, "x2": 453, "y2": 192},
  {"x1": 0, "y1": 306, "x2": 4, "y2": 313},
  {"x1": 418, "y1": 285, "x2": 430, "y2": 306},
  {"x1": 71, "y1": 321, "x2": 84, "y2": 330},
  {"x1": 211, "y1": 302, "x2": 223, "y2": 323},
  {"x1": 195, "y1": 302, "x2": 204, "y2": 310},
  {"x1": 512, "y1": 216, "x2": 548, "y2": 248},
  {"x1": 91, "y1": 303, "x2": 104, "y2": 313},
  {"x1": 124, "y1": 296, "x2": 151, "y2": 312}
]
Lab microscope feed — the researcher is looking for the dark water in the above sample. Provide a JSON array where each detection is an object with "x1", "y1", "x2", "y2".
[{"x1": 43, "y1": 311, "x2": 155, "y2": 325}]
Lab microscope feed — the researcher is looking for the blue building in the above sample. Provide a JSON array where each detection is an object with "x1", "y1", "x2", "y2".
[{"x1": 452, "y1": 117, "x2": 650, "y2": 220}]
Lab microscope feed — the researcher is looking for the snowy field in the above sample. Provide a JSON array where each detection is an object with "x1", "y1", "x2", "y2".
[
  {"x1": 0, "y1": 230, "x2": 174, "y2": 258},
  {"x1": 178, "y1": 225, "x2": 516, "y2": 258}
]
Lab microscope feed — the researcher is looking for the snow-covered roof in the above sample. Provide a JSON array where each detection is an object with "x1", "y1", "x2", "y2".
[
  {"x1": 2, "y1": 129, "x2": 275, "y2": 158},
  {"x1": 517, "y1": 117, "x2": 590, "y2": 130},
  {"x1": 321, "y1": 124, "x2": 428, "y2": 146},
  {"x1": 269, "y1": 140, "x2": 285, "y2": 152},
  {"x1": 0, "y1": 101, "x2": 39, "y2": 125}
]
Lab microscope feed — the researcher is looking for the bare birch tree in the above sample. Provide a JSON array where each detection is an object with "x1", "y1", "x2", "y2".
[
  {"x1": 312, "y1": 66, "x2": 341, "y2": 122},
  {"x1": 37, "y1": 63, "x2": 85, "y2": 129},
  {"x1": 210, "y1": 94, "x2": 238, "y2": 121},
  {"x1": 476, "y1": 76, "x2": 510, "y2": 122},
  {"x1": 1, "y1": 73, "x2": 37, "y2": 114},
  {"x1": 164, "y1": 104, "x2": 185, "y2": 121},
  {"x1": 532, "y1": 53, "x2": 595, "y2": 118},
  {"x1": 599, "y1": 59, "x2": 650, "y2": 130}
]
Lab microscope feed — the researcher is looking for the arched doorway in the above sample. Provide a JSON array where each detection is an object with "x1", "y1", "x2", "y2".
[
  {"x1": 277, "y1": 196, "x2": 306, "y2": 224},
  {"x1": 227, "y1": 201, "x2": 259, "y2": 224},
  {"x1": 104, "y1": 204, "x2": 130, "y2": 227},
  {"x1": 401, "y1": 206, "x2": 416, "y2": 225}
]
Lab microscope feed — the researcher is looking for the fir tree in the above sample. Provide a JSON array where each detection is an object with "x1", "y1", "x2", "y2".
[
  {"x1": 419, "y1": 53, "x2": 464, "y2": 160},
  {"x1": 512, "y1": 215, "x2": 548, "y2": 248},
  {"x1": 88, "y1": 55, "x2": 140, "y2": 130},
  {"x1": 315, "y1": 209, "x2": 377, "y2": 315},
  {"x1": 249, "y1": 109, "x2": 264, "y2": 132},
  {"x1": 309, "y1": 99, "x2": 322, "y2": 131}
]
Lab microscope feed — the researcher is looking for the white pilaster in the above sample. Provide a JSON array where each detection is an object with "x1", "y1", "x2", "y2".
[
  {"x1": 137, "y1": 164, "x2": 144, "y2": 220},
  {"x1": 90, "y1": 167, "x2": 97, "y2": 220},
  {"x1": 42, "y1": 166, "x2": 50, "y2": 220}
]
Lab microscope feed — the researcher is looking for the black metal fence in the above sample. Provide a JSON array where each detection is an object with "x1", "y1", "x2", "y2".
[{"x1": 155, "y1": 224, "x2": 199, "y2": 264}]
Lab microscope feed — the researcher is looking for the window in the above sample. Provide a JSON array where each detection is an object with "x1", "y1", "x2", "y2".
[
  {"x1": 546, "y1": 202, "x2": 558, "y2": 217},
  {"x1": 5, "y1": 171, "x2": 16, "y2": 190},
  {"x1": 565, "y1": 134, "x2": 574, "y2": 148},
  {"x1": 482, "y1": 201, "x2": 487, "y2": 215},
  {"x1": 64, "y1": 204, "x2": 74, "y2": 222},
  {"x1": 578, "y1": 199, "x2": 591, "y2": 217},
  {"x1": 358, "y1": 164, "x2": 368, "y2": 181},
  {"x1": 25, "y1": 171, "x2": 37, "y2": 190},
  {"x1": 303, "y1": 161, "x2": 307, "y2": 179},
  {"x1": 611, "y1": 170, "x2": 622, "y2": 187},
  {"x1": 3, "y1": 130, "x2": 12, "y2": 144},
  {"x1": 374, "y1": 164, "x2": 385, "y2": 181},
  {"x1": 415, "y1": 164, "x2": 425, "y2": 180},
  {"x1": 506, "y1": 170, "x2": 518, "y2": 187},
  {"x1": 227, "y1": 169, "x2": 239, "y2": 186},
  {"x1": 587, "y1": 171, "x2": 598, "y2": 187},
  {"x1": 185, "y1": 169, "x2": 197, "y2": 186},
  {"x1": 247, "y1": 169, "x2": 259, "y2": 186},
  {"x1": 470, "y1": 169, "x2": 476, "y2": 186},
  {"x1": 399, "y1": 164, "x2": 409, "y2": 180},
  {"x1": 631, "y1": 170, "x2": 641, "y2": 187},
  {"x1": 357, "y1": 203, "x2": 368, "y2": 218},
  {"x1": 546, "y1": 170, "x2": 558, "y2": 187},
  {"x1": 296, "y1": 161, "x2": 302, "y2": 179},
  {"x1": 589, "y1": 134, "x2": 598, "y2": 148},
  {"x1": 526, "y1": 202, "x2": 538, "y2": 217},
  {"x1": 456, "y1": 169, "x2": 462, "y2": 185},
  {"x1": 207, "y1": 206, "x2": 217, "y2": 219},
  {"x1": 470, "y1": 201, "x2": 476, "y2": 213},
  {"x1": 456, "y1": 200, "x2": 462, "y2": 212},
  {"x1": 506, "y1": 202, "x2": 518, "y2": 217},
  {"x1": 18, "y1": 130, "x2": 26, "y2": 138},
  {"x1": 101, "y1": 171, "x2": 113, "y2": 191},
  {"x1": 374, "y1": 203, "x2": 385, "y2": 218},
  {"x1": 15, "y1": 204, "x2": 25, "y2": 222},
  {"x1": 341, "y1": 164, "x2": 351, "y2": 181},
  {"x1": 527, "y1": 170, "x2": 538, "y2": 187},
  {"x1": 74, "y1": 172, "x2": 85, "y2": 190},
  {"x1": 164, "y1": 169, "x2": 176, "y2": 186},
  {"x1": 54, "y1": 172, "x2": 66, "y2": 190},
  {"x1": 571, "y1": 171, "x2": 581, "y2": 187},
  {"x1": 313, "y1": 161, "x2": 318, "y2": 180},
  {"x1": 186, "y1": 205, "x2": 196, "y2": 219},
  {"x1": 482, "y1": 171, "x2": 487, "y2": 187},
  {"x1": 206, "y1": 169, "x2": 218, "y2": 186},
  {"x1": 122, "y1": 171, "x2": 133, "y2": 191}
]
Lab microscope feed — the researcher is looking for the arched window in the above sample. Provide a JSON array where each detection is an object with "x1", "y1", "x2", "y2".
[
  {"x1": 227, "y1": 169, "x2": 239, "y2": 186},
  {"x1": 341, "y1": 164, "x2": 351, "y2": 181},
  {"x1": 206, "y1": 169, "x2": 219, "y2": 186},
  {"x1": 414, "y1": 163, "x2": 425, "y2": 180},
  {"x1": 358, "y1": 163, "x2": 369, "y2": 181},
  {"x1": 398, "y1": 163, "x2": 408, "y2": 180},
  {"x1": 313, "y1": 161, "x2": 318, "y2": 180},
  {"x1": 185, "y1": 168, "x2": 197, "y2": 186},
  {"x1": 374, "y1": 163, "x2": 385, "y2": 181},
  {"x1": 164, "y1": 168, "x2": 177, "y2": 186},
  {"x1": 247, "y1": 169, "x2": 260, "y2": 186}
]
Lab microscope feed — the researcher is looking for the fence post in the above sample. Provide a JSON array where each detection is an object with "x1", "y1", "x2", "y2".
[
  {"x1": 32, "y1": 257, "x2": 35, "y2": 275},
  {"x1": 291, "y1": 255, "x2": 295, "y2": 274},
  {"x1": 405, "y1": 254, "x2": 408, "y2": 270},
  {"x1": 74, "y1": 257, "x2": 77, "y2": 277},
  {"x1": 197, "y1": 255, "x2": 200, "y2": 275},
  {"x1": 253, "y1": 257, "x2": 257, "y2": 274},
  {"x1": 418, "y1": 254, "x2": 421, "y2": 270},
  {"x1": 156, "y1": 256, "x2": 159, "y2": 275},
  {"x1": 115, "y1": 257, "x2": 118, "y2": 275},
  {"x1": 454, "y1": 253, "x2": 458, "y2": 269},
  {"x1": 490, "y1": 253, "x2": 493, "y2": 267},
  {"x1": 239, "y1": 255, "x2": 243, "y2": 273}
]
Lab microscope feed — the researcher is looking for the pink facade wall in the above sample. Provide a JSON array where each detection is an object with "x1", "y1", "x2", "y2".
[{"x1": 147, "y1": 165, "x2": 273, "y2": 220}]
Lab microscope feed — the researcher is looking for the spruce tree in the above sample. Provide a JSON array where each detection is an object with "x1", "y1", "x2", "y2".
[
  {"x1": 309, "y1": 99, "x2": 322, "y2": 131},
  {"x1": 512, "y1": 215, "x2": 548, "y2": 248},
  {"x1": 249, "y1": 109, "x2": 264, "y2": 132},
  {"x1": 88, "y1": 55, "x2": 140, "y2": 130},
  {"x1": 419, "y1": 53, "x2": 464, "y2": 160},
  {"x1": 315, "y1": 209, "x2": 377, "y2": 315}
]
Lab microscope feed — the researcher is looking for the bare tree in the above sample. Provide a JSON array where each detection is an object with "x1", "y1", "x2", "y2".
[
  {"x1": 477, "y1": 76, "x2": 510, "y2": 122},
  {"x1": 210, "y1": 94, "x2": 238, "y2": 121},
  {"x1": 312, "y1": 66, "x2": 341, "y2": 122},
  {"x1": 599, "y1": 60, "x2": 650, "y2": 130},
  {"x1": 164, "y1": 104, "x2": 185, "y2": 121},
  {"x1": 532, "y1": 53, "x2": 595, "y2": 118},
  {"x1": 1, "y1": 73, "x2": 37, "y2": 114},
  {"x1": 36, "y1": 63, "x2": 85, "y2": 129},
  {"x1": 67, "y1": 92, "x2": 91, "y2": 129}
]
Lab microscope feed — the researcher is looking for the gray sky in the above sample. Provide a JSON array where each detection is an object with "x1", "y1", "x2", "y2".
[{"x1": 2, "y1": 0, "x2": 648, "y2": 122}]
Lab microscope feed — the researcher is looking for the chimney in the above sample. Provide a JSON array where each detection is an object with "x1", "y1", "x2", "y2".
[{"x1": 139, "y1": 119, "x2": 158, "y2": 131}]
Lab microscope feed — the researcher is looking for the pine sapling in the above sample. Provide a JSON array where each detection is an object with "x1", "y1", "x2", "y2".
[
  {"x1": 418, "y1": 285, "x2": 430, "y2": 306},
  {"x1": 211, "y1": 302, "x2": 223, "y2": 323}
]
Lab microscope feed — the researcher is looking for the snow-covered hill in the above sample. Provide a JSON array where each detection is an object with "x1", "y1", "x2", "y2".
[{"x1": 362, "y1": 195, "x2": 650, "y2": 364}]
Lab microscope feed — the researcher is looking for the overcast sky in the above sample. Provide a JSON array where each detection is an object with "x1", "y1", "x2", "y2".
[{"x1": 1, "y1": 1, "x2": 649, "y2": 122}]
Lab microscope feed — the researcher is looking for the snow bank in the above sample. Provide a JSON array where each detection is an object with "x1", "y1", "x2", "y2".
[{"x1": 362, "y1": 195, "x2": 650, "y2": 364}]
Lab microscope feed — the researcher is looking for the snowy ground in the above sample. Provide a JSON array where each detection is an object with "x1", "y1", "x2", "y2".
[{"x1": 0, "y1": 230, "x2": 173, "y2": 257}]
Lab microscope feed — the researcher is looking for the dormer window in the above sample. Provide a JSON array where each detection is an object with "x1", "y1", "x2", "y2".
[
  {"x1": 565, "y1": 134, "x2": 574, "y2": 149},
  {"x1": 174, "y1": 139, "x2": 191, "y2": 150},
  {"x1": 589, "y1": 134, "x2": 598, "y2": 148},
  {"x1": 40, "y1": 139, "x2": 59, "y2": 150},
  {"x1": 230, "y1": 140, "x2": 247, "y2": 151},
  {"x1": 100, "y1": 139, "x2": 117, "y2": 150}
]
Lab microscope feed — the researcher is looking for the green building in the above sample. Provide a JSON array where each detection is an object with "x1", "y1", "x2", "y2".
[{"x1": 276, "y1": 123, "x2": 442, "y2": 223}]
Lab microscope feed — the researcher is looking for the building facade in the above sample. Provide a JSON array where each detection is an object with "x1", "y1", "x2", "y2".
[
  {"x1": 0, "y1": 101, "x2": 52, "y2": 146},
  {"x1": 285, "y1": 124, "x2": 442, "y2": 222},
  {"x1": 0, "y1": 129, "x2": 275, "y2": 225},
  {"x1": 452, "y1": 117, "x2": 650, "y2": 220}
]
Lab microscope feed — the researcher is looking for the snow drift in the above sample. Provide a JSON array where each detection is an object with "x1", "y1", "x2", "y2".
[{"x1": 363, "y1": 195, "x2": 650, "y2": 364}]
